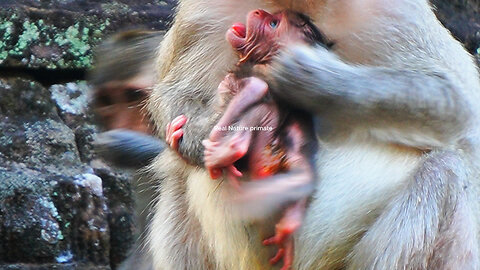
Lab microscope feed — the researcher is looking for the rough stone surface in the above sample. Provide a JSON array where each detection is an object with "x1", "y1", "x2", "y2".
[
  {"x1": 432, "y1": 0, "x2": 480, "y2": 57},
  {"x1": 0, "y1": 76, "x2": 136, "y2": 269},
  {"x1": 50, "y1": 82, "x2": 94, "y2": 128},
  {"x1": 93, "y1": 163, "x2": 136, "y2": 268}
]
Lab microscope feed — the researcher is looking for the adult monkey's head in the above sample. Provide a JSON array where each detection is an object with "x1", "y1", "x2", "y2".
[{"x1": 226, "y1": 9, "x2": 330, "y2": 64}]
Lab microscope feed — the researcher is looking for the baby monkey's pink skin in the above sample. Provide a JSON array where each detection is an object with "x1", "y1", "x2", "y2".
[
  {"x1": 166, "y1": 9, "x2": 320, "y2": 269},
  {"x1": 165, "y1": 115, "x2": 187, "y2": 153}
]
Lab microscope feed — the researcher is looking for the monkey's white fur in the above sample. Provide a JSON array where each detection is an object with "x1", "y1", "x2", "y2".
[{"x1": 148, "y1": 0, "x2": 480, "y2": 269}]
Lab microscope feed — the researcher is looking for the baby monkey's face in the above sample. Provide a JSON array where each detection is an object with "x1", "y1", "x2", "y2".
[{"x1": 226, "y1": 9, "x2": 315, "y2": 64}]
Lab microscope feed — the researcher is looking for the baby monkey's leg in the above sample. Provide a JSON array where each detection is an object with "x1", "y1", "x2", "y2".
[
  {"x1": 209, "y1": 76, "x2": 268, "y2": 141},
  {"x1": 264, "y1": 198, "x2": 307, "y2": 270},
  {"x1": 261, "y1": 122, "x2": 315, "y2": 270},
  {"x1": 203, "y1": 76, "x2": 269, "y2": 179}
]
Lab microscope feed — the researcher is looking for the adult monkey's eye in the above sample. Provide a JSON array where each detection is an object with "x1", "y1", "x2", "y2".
[{"x1": 269, "y1": 20, "x2": 279, "y2": 28}]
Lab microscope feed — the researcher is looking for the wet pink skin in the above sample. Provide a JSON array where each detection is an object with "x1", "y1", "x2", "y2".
[
  {"x1": 226, "y1": 10, "x2": 272, "y2": 50},
  {"x1": 226, "y1": 22, "x2": 246, "y2": 49}
]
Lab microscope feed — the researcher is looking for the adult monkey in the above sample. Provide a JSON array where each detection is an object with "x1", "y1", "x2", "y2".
[{"x1": 148, "y1": 1, "x2": 480, "y2": 270}]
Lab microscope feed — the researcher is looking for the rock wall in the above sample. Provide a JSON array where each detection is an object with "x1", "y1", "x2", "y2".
[
  {"x1": 432, "y1": 0, "x2": 480, "y2": 62},
  {"x1": 0, "y1": 1, "x2": 175, "y2": 269},
  {"x1": 0, "y1": 0, "x2": 478, "y2": 269}
]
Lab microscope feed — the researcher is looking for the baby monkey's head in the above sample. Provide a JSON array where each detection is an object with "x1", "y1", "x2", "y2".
[{"x1": 226, "y1": 9, "x2": 329, "y2": 64}]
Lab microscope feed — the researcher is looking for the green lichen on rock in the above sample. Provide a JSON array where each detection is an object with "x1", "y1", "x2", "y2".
[
  {"x1": 54, "y1": 23, "x2": 93, "y2": 67},
  {"x1": 0, "y1": 11, "x2": 104, "y2": 69},
  {"x1": 10, "y1": 17, "x2": 112, "y2": 69},
  {"x1": 0, "y1": 2, "x2": 175, "y2": 70},
  {"x1": 13, "y1": 21, "x2": 40, "y2": 53},
  {"x1": 0, "y1": 20, "x2": 13, "y2": 61}
]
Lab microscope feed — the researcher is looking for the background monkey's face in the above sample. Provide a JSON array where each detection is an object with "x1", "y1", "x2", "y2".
[{"x1": 93, "y1": 79, "x2": 152, "y2": 133}]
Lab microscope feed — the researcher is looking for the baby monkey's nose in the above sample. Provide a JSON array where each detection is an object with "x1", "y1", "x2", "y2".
[{"x1": 252, "y1": 9, "x2": 269, "y2": 18}]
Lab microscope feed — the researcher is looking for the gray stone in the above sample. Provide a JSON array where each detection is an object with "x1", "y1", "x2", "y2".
[
  {"x1": 50, "y1": 81, "x2": 94, "y2": 128},
  {"x1": 0, "y1": 77, "x2": 132, "y2": 268},
  {"x1": 432, "y1": 0, "x2": 480, "y2": 54}
]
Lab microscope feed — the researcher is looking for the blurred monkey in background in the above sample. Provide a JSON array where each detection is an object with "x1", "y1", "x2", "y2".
[
  {"x1": 89, "y1": 30, "x2": 166, "y2": 270},
  {"x1": 90, "y1": 29, "x2": 166, "y2": 168}
]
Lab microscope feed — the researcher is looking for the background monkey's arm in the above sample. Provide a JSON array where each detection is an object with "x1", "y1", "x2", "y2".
[
  {"x1": 95, "y1": 129, "x2": 165, "y2": 168},
  {"x1": 268, "y1": 45, "x2": 475, "y2": 149}
]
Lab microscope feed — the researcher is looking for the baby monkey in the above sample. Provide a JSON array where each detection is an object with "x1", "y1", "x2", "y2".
[{"x1": 167, "y1": 9, "x2": 329, "y2": 269}]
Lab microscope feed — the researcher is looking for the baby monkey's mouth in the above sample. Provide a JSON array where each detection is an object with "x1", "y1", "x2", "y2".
[
  {"x1": 226, "y1": 23, "x2": 247, "y2": 50},
  {"x1": 232, "y1": 23, "x2": 246, "y2": 38}
]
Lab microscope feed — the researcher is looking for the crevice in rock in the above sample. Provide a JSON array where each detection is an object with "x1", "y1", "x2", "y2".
[{"x1": 0, "y1": 67, "x2": 87, "y2": 87}]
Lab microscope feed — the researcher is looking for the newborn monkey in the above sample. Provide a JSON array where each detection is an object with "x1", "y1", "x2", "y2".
[{"x1": 167, "y1": 9, "x2": 329, "y2": 269}]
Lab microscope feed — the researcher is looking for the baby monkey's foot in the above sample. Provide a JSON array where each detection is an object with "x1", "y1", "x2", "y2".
[
  {"x1": 263, "y1": 224, "x2": 295, "y2": 270},
  {"x1": 203, "y1": 139, "x2": 246, "y2": 185},
  {"x1": 166, "y1": 115, "x2": 187, "y2": 153},
  {"x1": 263, "y1": 199, "x2": 306, "y2": 270},
  {"x1": 202, "y1": 131, "x2": 250, "y2": 173}
]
